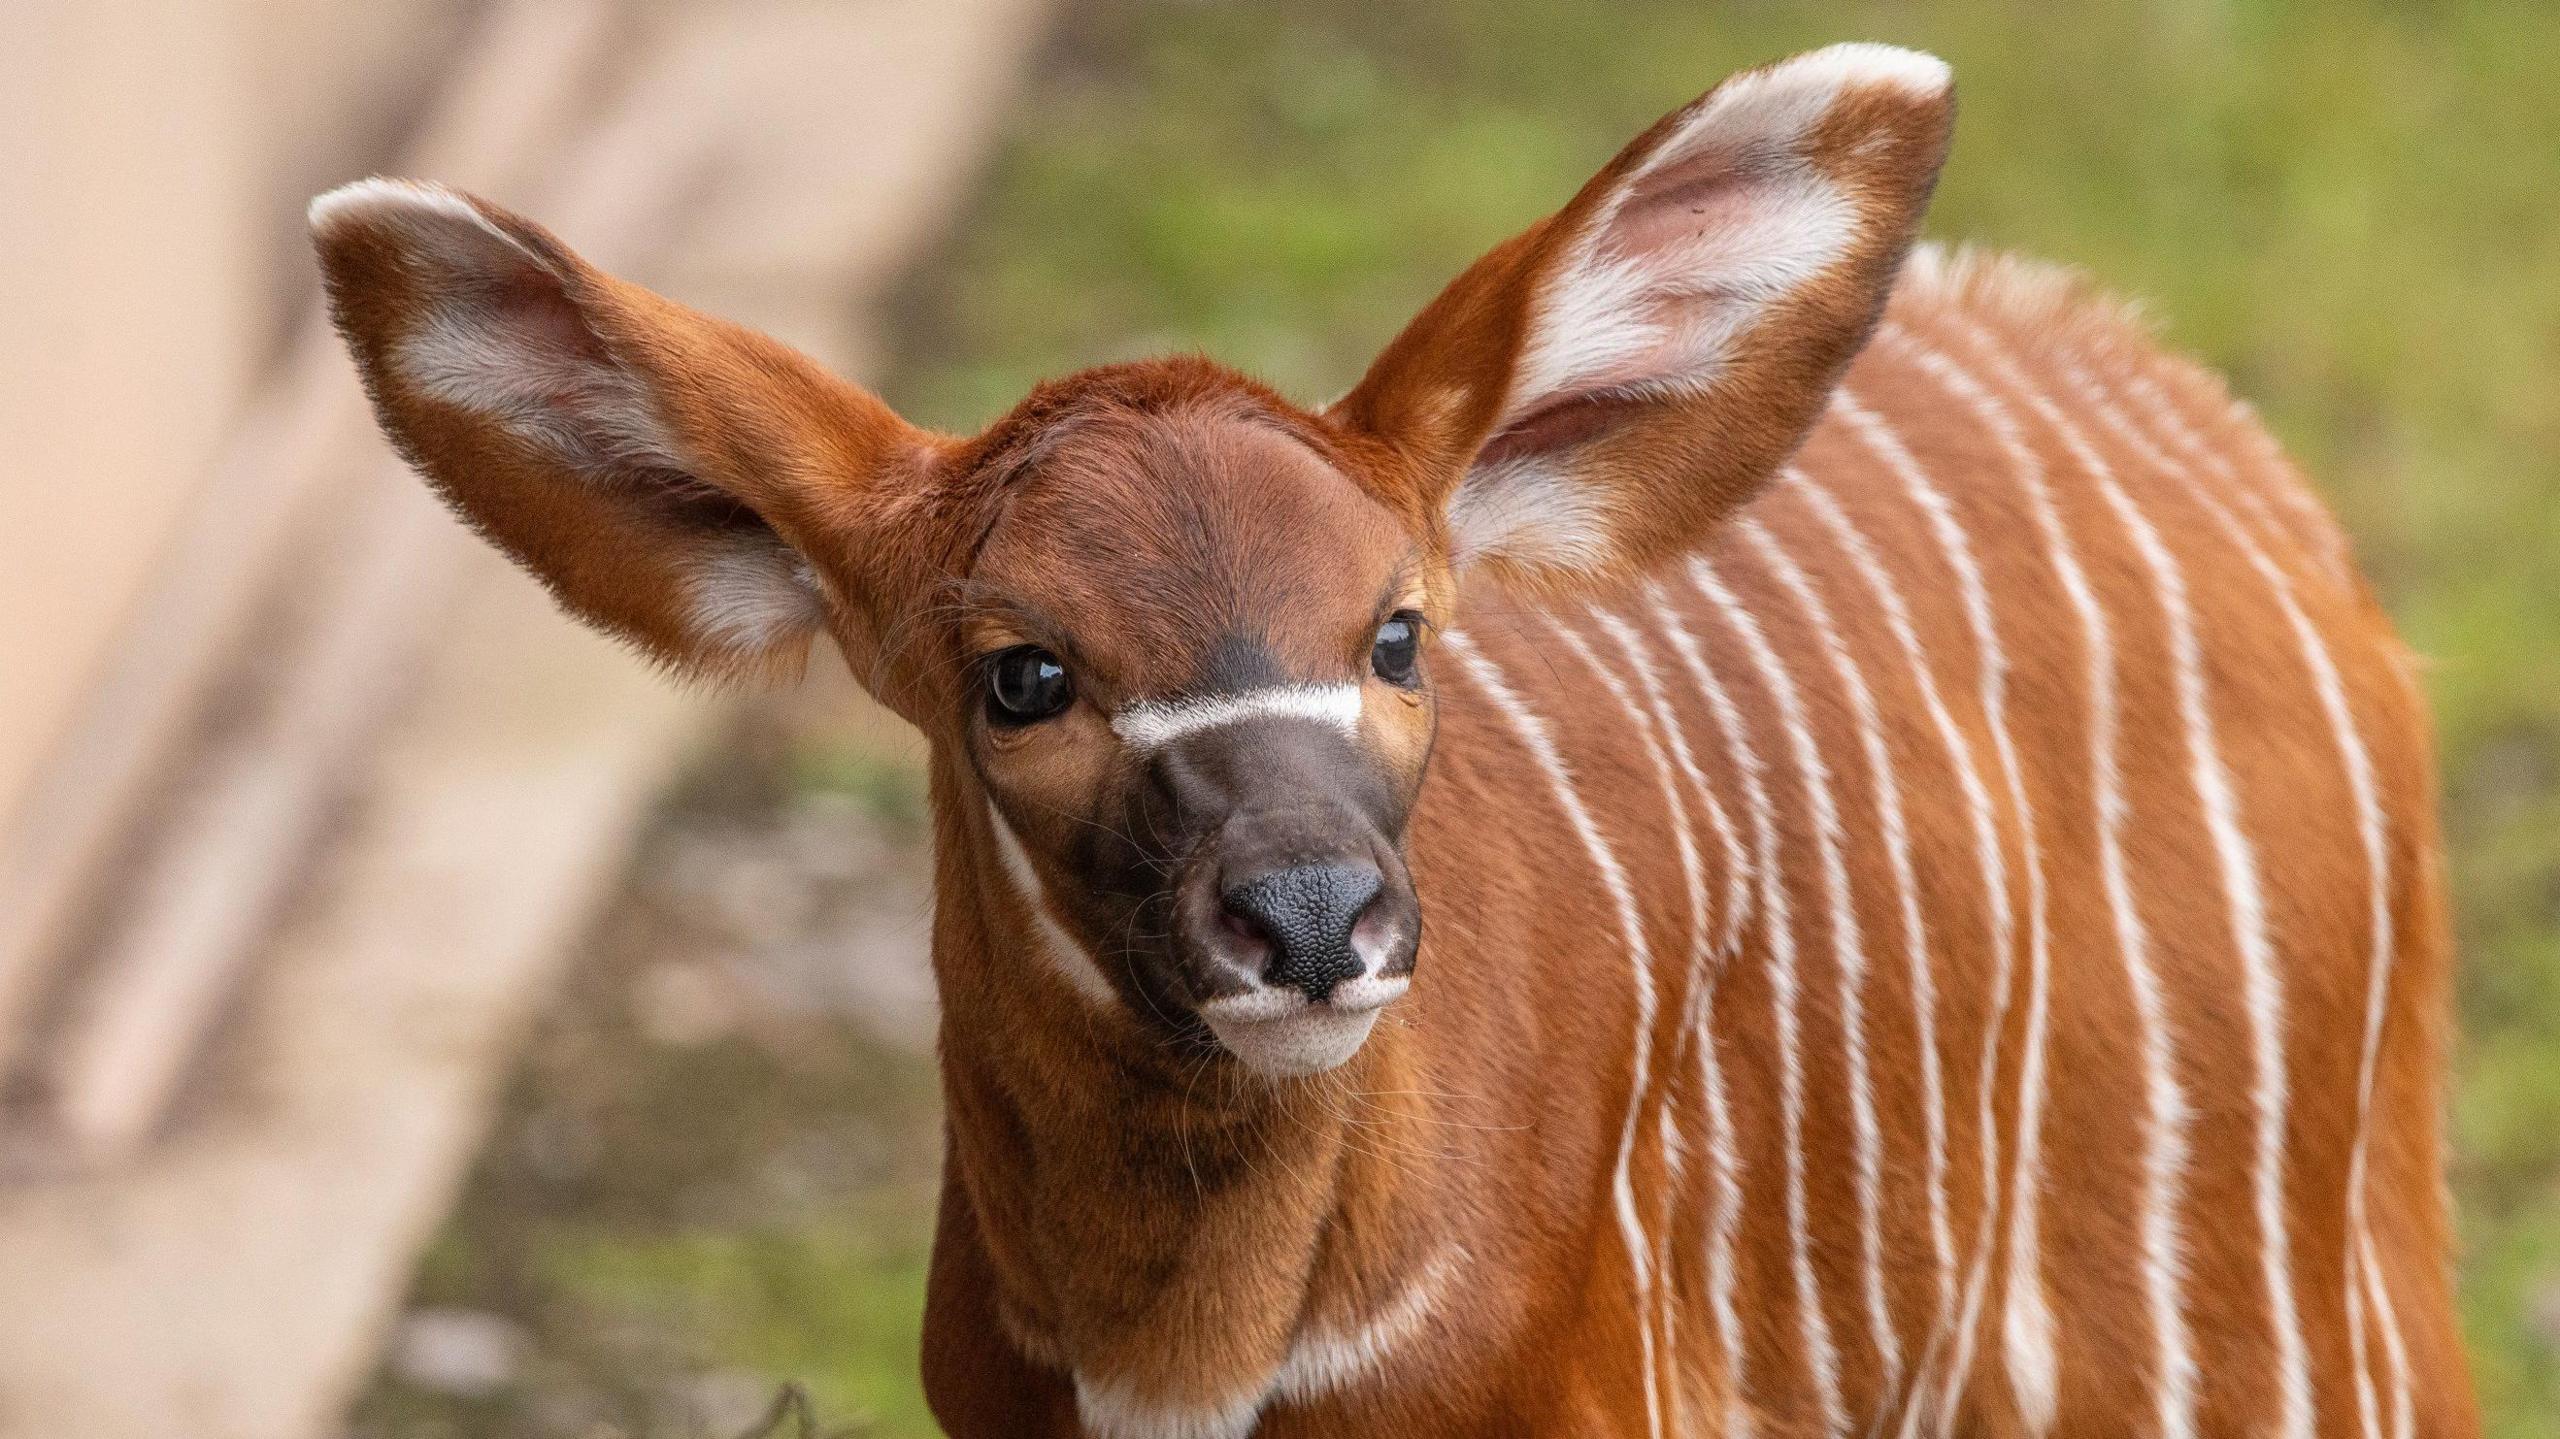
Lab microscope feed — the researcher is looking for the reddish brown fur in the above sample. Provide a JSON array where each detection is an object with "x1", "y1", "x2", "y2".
[{"x1": 315, "y1": 46, "x2": 2474, "y2": 1439}]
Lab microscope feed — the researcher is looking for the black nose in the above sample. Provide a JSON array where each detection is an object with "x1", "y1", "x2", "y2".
[{"x1": 1220, "y1": 863, "x2": 1382, "y2": 1002}]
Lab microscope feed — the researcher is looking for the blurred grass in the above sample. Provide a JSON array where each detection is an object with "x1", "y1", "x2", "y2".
[
  {"x1": 887, "y1": 1, "x2": 2560, "y2": 1430},
  {"x1": 356, "y1": 750, "x2": 947, "y2": 1439},
  {"x1": 372, "y1": 2, "x2": 2559, "y2": 1434}
]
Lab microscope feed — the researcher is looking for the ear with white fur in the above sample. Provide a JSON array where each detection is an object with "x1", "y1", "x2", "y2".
[
  {"x1": 310, "y1": 179, "x2": 935, "y2": 683},
  {"x1": 1329, "y1": 44, "x2": 1954, "y2": 588}
]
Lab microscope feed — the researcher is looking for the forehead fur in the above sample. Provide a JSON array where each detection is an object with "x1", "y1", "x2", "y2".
[
  {"x1": 967, "y1": 356, "x2": 1325, "y2": 486},
  {"x1": 961, "y1": 360, "x2": 1415, "y2": 699}
]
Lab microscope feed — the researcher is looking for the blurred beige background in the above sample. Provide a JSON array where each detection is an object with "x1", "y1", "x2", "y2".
[
  {"x1": 0, "y1": 0, "x2": 434, "y2": 829},
  {"x1": 0, "y1": 3, "x2": 1038, "y2": 1435}
]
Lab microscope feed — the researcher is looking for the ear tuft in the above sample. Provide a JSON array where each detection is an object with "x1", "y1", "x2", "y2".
[
  {"x1": 309, "y1": 177, "x2": 507, "y2": 245},
  {"x1": 1639, "y1": 43, "x2": 1951, "y2": 186},
  {"x1": 1725, "y1": 42, "x2": 1951, "y2": 104},
  {"x1": 307, "y1": 178, "x2": 576, "y2": 302}
]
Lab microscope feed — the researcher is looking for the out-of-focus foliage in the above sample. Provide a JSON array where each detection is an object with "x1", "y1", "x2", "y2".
[
  {"x1": 892, "y1": 2, "x2": 2560, "y2": 1430},
  {"x1": 368, "y1": 3, "x2": 2560, "y2": 1434}
]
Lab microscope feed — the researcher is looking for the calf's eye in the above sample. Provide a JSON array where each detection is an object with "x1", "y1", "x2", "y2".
[
  {"x1": 988, "y1": 646, "x2": 1074, "y2": 724},
  {"x1": 1370, "y1": 612, "x2": 1423, "y2": 687}
]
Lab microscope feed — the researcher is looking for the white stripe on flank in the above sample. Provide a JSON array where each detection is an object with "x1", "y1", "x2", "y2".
[
  {"x1": 1594, "y1": 608, "x2": 1756, "y2": 963},
  {"x1": 2100, "y1": 362, "x2": 2412, "y2": 1439},
  {"x1": 2122, "y1": 373, "x2": 2291, "y2": 564},
  {"x1": 1643, "y1": 583, "x2": 1760, "y2": 1439},
  {"x1": 2217, "y1": 388, "x2": 2356, "y2": 586},
  {"x1": 1441, "y1": 630, "x2": 1666, "y2": 1439},
  {"x1": 1955, "y1": 317, "x2": 2314, "y2": 1439},
  {"x1": 1678, "y1": 560, "x2": 1850, "y2": 1439},
  {"x1": 1955, "y1": 313, "x2": 2283, "y2": 1433},
  {"x1": 1542, "y1": 611, "x2": 1711, "y2": 1434},
  {"x1": 1783, "y1": 465, "x2": 1981, "y2": 1401},
  {"x1": 1828, "y1": 385, "x2": 2048, "y2": 1439},
  {"x1": 1111, "y1": 683, "x2": 1364, "y2": 752},
  {"x1": 988, "y1": 801, "x2": 1121, "y2": 1007},
  {"x1": 1550, "y1": 615, "x2": 1717, "y2": 1037},
  {"x1": 1652, "y1": 1093, "x2": 1690, "y2": 1438},
  {"x1": 2360, "y1": 1221, "x2": 2414, "y2": 1439},
  {"x1": 2362, "y1": 1220, "x2": 2415, "y2": 1439},
  {"x1": 1871, "y1": 333, "x2": 2147, "y2": 1439},
  {"x1": 1695, "y1": 981, "x2": 1754, "y2": 1439},
  {"x1": 1749, "y1": 493, "x2": 1969, "y2": 1411},
  {"x1": 1726, "y1": 520, "x2": 1903, "y2": 1406},
  {"x1": 1567, "y1": 604, "x2": 1763, "y2": 1425},
  {"x1": 1873, "y1": 337, "x2": 2068, "y2": 1433}
]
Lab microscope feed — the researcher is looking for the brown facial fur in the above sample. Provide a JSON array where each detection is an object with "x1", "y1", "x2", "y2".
[
  {"x1": 958, "y1": 365, "x2": 1438, "y2": 813},
  {"x1": 935, "y1": 367, "x2": 1435, "y2": 1033}
]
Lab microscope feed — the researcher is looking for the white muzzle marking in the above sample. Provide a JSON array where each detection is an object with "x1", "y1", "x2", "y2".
[{"x1": 1198, "y1": 973, "x2": 1409, "y2": 1079}]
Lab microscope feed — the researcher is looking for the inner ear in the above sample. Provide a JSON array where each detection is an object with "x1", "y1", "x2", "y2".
[
  {"x1": 1333, "y1": 45, "x2": 1954, "y2": 591},
  {"x1": 1474, "y1": 391, "x2": 1628, "y2": 469},
  {"x1": 380, "y1": 206, "x2": 824, "y2": 651},
  {"x1": 358, "y1": 188, "x2": 691, "y2": 480},
  {"x1": 315, "y1": 180, "x2": 831, "y2": 676},
  {"x1": 1500, "y1": 75, "x2": 1865, "y2": 436}
]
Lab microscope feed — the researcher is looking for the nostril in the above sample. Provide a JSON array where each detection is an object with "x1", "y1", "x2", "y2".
[
  {"x1": 1219, "y1": 863, "x2": 1383, "y2": 1002},
  {"x1": 1219, "y1": 906, "x2": 1269, "y2": 950},
  {"x1": 1350, "y1": 899, "x2": 1399, "y2": 963}
]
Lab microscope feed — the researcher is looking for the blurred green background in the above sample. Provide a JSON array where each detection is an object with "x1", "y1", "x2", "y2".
[{"x1": 358, "y1": 2, "x2": 2560, "y2": 1435}]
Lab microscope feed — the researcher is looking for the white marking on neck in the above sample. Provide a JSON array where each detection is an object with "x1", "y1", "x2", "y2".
[
  {"x1": 1686, "y1": 557, "x2": 1850, "y2": 1439},
  {"x1": 1441, "y1": 630, "x2": 1667, "y2": 1439},
  {"x1": 1269, "y1": 1249, "x2": 1458, "y2": 1406},
  {"x1": 1059, "y1": 1249, "x2": 1455, "y2": 1438},
  {"x1": 1073, "y1": 1379, "x2": 1262, "y2": 1439},
  {"x1": 1112, "y1": 684, "x2": 1364, "y2": 753},
  {"x1": 986, "y1": 801, "x2": 1120, "y2": 1007}
]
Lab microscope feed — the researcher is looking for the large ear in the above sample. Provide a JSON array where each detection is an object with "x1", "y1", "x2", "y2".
[
  {"x1": 310, "y1": 179, "x2": 938, "y2": 685},
  {"x1": 1328, "y1": 44, "x2": 1954, "y2": 588}
]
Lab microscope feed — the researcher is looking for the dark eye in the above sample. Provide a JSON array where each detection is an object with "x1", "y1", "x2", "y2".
[
  {"x1": 987, "y1": 646, "x2": 1074, "y2": 724},
  {"x1": 1370, "y1": 612, "x2": 1423, "y2": 687}
]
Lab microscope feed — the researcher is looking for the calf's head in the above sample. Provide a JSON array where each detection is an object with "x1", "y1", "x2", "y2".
[{"x1": 312, "y1": 45, "x2": 1952, "y2": 1078}]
